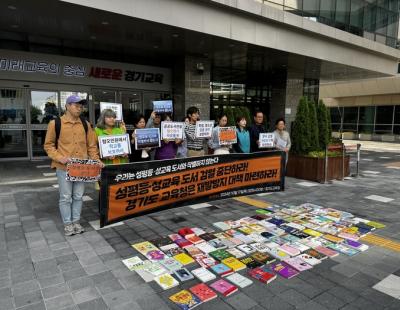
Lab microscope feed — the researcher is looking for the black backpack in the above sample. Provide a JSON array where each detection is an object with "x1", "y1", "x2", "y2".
[{"x1": 54, "y1": 116, "x2": 89, "y2": 149}]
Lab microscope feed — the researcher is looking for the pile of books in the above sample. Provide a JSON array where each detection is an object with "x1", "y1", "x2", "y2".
[{"x1": 122, "y1": 203, "x2": 383, "y2": 309}]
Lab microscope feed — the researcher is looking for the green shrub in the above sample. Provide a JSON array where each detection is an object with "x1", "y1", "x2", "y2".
[
  {"x1": 308, "y1": 100, "x2": 320, "y2": 151},
  {"x1": 317, "y1": 100, "x2": 330, "y2": 149},
  {"x1": 291, "y1": 97, "x2": 310, "y2": 155}
]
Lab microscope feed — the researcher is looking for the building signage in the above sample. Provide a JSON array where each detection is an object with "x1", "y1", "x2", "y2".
[{"x1": 0, "y1": 49, "x2": 171, "y2": 91}]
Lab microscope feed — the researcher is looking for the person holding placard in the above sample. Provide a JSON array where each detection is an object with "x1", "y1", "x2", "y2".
[
  {"x1": 208, "y1": 113, "x2": 231, "y2": 155},
  {"x1": 44, "y1": 95, "x2": 102, "y2": 236},
  {"x1": 130, "y1": 115, "x2": 152, "y2": 162},
  {"x1": 176, "y1": 117, "x2": 190, "y2": 158},
  {"x1": 146, "y1": 111, "x2": 162, "y2": 129},
  {"x1": 155, "y1": 114, "x2": 182, "y2": 160},
  {"x1": 95, "y1": 109, "x2": 129, "y2": 165},
  {"x1": 233, "y1": 115, "x2": 250, "y2": 153},
  {"x1": 249, "y1": 110, "x2": 267, "y2": 153},
  {"x1": 184, "y1": 107, "x2": 206, "y2": 157},
  {"x1": 273, "y1": 118, "x2": 291, "y2": 164}
]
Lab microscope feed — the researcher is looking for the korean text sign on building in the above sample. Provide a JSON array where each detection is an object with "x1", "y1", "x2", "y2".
[
  {"x1": 99, "y1": 151, "x2": 285, "y2": 227},
  {"x1": 161, "y1": 122, "x2": 184, "y2": 140},
  {"x1": 195, "y1": 121, "x2": 214, "y2": 138},
  {"x1": 98, "y1": 134, "x2": 131, "y2": 158}
]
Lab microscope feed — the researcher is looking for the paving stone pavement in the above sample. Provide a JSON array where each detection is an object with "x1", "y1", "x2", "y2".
[{"x1": 1, "y1": 148, "x2": 400, "y2": 310}]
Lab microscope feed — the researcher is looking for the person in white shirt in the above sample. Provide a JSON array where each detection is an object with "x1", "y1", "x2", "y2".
[
  {"x1": 208, "y1": 113, "x2": 231, "y2": 155},
  {"x1": 273, "y1": 118, "x2": 291, "y2": 165}
]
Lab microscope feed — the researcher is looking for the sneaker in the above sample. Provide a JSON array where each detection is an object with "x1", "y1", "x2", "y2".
[
  {"x1": 73, "y1": 222, "x2": 85, "y2": 234},
  {"x1": 64, "y1": 224, "x2": 75, "y2": 236}
]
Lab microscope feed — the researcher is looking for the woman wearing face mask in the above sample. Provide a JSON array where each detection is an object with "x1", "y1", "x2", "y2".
[
  {"x1": 95, "y1": 109, "x2": 129, "y2": 165},
  {"x1": 273, "y1": 118, "x2": 291, "y2": 164},
  {"x1": 233, "y1": 115, "x2": 250, "y2": 153},
  {"x1": 208, "y1": 113, "x2": 231, "y2": 155},
  {"x1": 155, "y1": 114, "x2": 182, "y2": 160},
  {"x1": 130, "y1": 114, "x2": 151, "y2": 162}
]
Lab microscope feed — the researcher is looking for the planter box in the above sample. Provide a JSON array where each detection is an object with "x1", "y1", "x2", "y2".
[
  {"x1": 359, "y1": 133, "x2": 372, "y2": 141},
  {"x1": 286, "y1": 155, "x2": 350, "y2": 183}
]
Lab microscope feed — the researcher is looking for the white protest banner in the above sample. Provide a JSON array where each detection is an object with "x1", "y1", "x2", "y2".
[
  {"x1": 195, "y1": 121, "x2": 214, "y2": 138},
  {"x1": 218, "y1": 127, "x2": 237, "y2": 145},
  {"x1": 259, "y1": 133, "x2": 275, "y2": 148},
  {"x1": 98, "y1": 134, "x2": 131, "y2": 158},
  {"x1": 100, "y1": 102, "x2": 123, "y2": 121},
  {"x1": 135, "y1": 128, "x2": 161, "y2": 150},
  {"x1": 153, "y1": 100, "x2": 173, "y2": 113},
  {"x1": 161, "y1": 122, "x2": 184, "y2": 140}
]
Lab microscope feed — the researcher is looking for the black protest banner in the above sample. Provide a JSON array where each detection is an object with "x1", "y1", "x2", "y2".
[{"x1": 100, "y1": 151, "x2": 285, "y2": 227}]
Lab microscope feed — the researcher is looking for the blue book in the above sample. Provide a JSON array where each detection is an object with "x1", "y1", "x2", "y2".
[{"x1": 210, "y1": 263, "x2": 233, "y2": 277}]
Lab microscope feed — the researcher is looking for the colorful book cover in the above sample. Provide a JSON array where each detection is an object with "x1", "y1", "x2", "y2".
[
  {"x1": 247, "y1": 224, "x2": 267, "y2": 233},
  {"x1": 226, "y1": 236, "x2": 244, "y2": 246},
  {"x1": 226, "y1": 273, "x2": 253, "y2": 288},
  {"x1": 338, "y1": 232, "x2": 360, "y2": 241},
  {"x1": 185, "y1": 234, "x2": 204, "y2": 245},
  {"x1": 146, "y1": 250, "x2": 166, "y2": 262},
  {"x1": 343, "y1": 239, "x2": 369, "y2": 252},
  {"x1": 251, "y1": 214, "x2": 269, "y2": 221},
  {"x1": 189, "y1": 283, "x2": 218, "y2": 302},
  {"x1": 196, "y1": 242, "x2": 216, "y2": 254},
  {"x1": 220, "y1": 238, "x2": 236, "y2": 248},
  {"x1": 210, "y1": 279, "x2": 238, "y2": 297},
  {"x1": 154, "y1": 273, "x2": 179, "y2": 290},
  {"x1": 161, "y1": 257, "x2": 183, "y2": 272},
  {"x1": 169, "y1": 290, "x2": 202, "y2": 310},
  {"x1": 270, "y1": 262, "x2": 299, "y2": 279},
  {"x1": 210, "y1": 263, "x2": 234, "y2": 277},
  {"x1": 208, "y1": 239, "x2": 228, "y2": 250},
  {"x1": 237, "y1": 226, "x2": 254, "y2": 235},
  {"x1": 169, "y1": 233, "x2": 183, "y2": 241},
  {"x1": 251, "y1": 251, "x2": 276, "y2": 264},
  {"x1": 131, "y1": 241, "x2": 158, "y2": 255},
  {"x1": 327, "y1": 243, "x2": 359, "y2": 256},
  {"x1": 237, "y1": 244, "x2": 256, "y2": 254},
  {"x1": 173, "y1": 253, "x2": 195, "y2": 265},
  {"x1": 260, "y1": 231, "x2": 275, "y2": 239},
  {"x1": 191, "y1": 267, "x2": 217, "y2": 282},
  {"x1": 256, "y1": 209, "x2": 272, "y2": 215},
  {"x1": 248, "y1": 233, "x2": 268, "y2": 243},
  {"x1": 174, "y1": 268, "x2": 195, "y2": 281},
  {"x1": 178, "y1": 227, "x2": 194, "y2": 237},
  {"x1": 314, "y1": 245, "x2": 339, "y2": 258},
  {"x1": 142, "y1": 261, "x2": 168, "y2": 276},
  {"x1": 162, "y1": 246, "x2": 185, "y2": 257},
  {"x1": 191, "y1": 227, "x2": 206, "y2": 236},
  {"x1": 195, "y1": 254, "x2": 217, "y2": 269},
  {"x1": 209, "y1": 249, "x2": 233, "y2": 261},
  {"x1": 289, "y1": 242, "x2": 310, "y2": 253},
  {"x1": 251, "y1": 242, "x2": 272, "y2": 253},
  {"x1": 278, "y1": 244, "x2": 301, "y2": 256},
  {"x1": 366, "y1": 221, "x2": 385, "y2": 229},
  {"x1": 290, "y1": 229, "x2": 310, "y2": 239},
  {"x1": 198, "y1": 233, "x2": 217, "y2": 241},
  {"x1": 303, "y1": 229, "x2": 323, "y2": 237},
  {"x1": 221, "y1": 257, "x2": 247, "y2": 271},
  {"x1": 213, "y1": 222, "x2": 231, "y2": 231},
  {"x1": 175, "y1": 238, "x2": 193, "y2": 249},
  {"x1": 323, "y1": 234, "x2": 344, "y2": 243},
  {"x1": 122, "y1": 256, "x2": 144, "y2": 271},
  {"x1": 283, "y1": 257, "x2": 313, "y2": 272},
  {"x1": 239, "y1": 256, "x2": 263, "y2": 269},
  {"x1": 226, "y1": 248, "x2": 247, "y2": 258},
  {"x1": 185, "y1": 246, "x2": 204, "y2": 258},
  {"x1": 149, "y1": 237, "x2": 174, "y2": 248},
  {"x1": 248, "y1": 266, "x2": 277, "y2": 283},
  {"x1": 266, "y1": 248, "x2": 291, "y2": 260},
  {"x1": 305, "y1": 248, "x2": 327, "y2": 260},
  {"x1": 268, "y1": 218, "x2": 286, "y2": 226}
]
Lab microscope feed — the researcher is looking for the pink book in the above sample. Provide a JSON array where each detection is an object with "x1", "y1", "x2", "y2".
[
  {"x1": 279, "y1": 244, "x2": 301, "y2": 256},
  {"x1": 210, "y1": 279, "x2": 238, "y2": 297},
  {"x1": 314, "y1": 246, "x2": 339, "y2": 258},
  {"x1": 283, "y1": 257, "x2": 313, "y2": 272},
  {"x1": 338, "y1": 232, "x2": 359, "y2": 241}
]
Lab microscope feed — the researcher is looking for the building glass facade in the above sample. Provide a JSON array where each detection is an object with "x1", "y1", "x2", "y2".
[
  {"x1": 330, "y1": 105, "x2": 400, "y2": 135},
  {"x1": 261, "y1": 0, "x2": 400, "y2": 48}
]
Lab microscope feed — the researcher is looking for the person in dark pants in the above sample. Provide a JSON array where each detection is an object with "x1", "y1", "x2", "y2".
[{"x1": 249, "y1": 110, "x2": 266, "y2": 152}]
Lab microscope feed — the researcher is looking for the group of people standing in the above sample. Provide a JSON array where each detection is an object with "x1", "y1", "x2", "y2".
[{"x1": 44, "y1": 95, "x2": 291, "y2": 236}]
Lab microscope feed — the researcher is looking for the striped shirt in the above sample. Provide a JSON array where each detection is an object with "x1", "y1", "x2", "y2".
[{"x1": 184, "y1": 123, "x2": 204, "y2": 150}]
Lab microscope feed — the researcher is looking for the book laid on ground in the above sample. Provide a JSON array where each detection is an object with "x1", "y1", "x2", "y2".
[
  {"x1": 303, "y1": 229, "x2": 323, "y2": 238},
  {"x1": 278, "y1": 244, "x2": 301, "y2": 256},
  {"x1": 237, "y1": 244, "x2": 256, "y2": 254},
  {"x1": 122, "y1": 256, "x2": 144, "y2": 271},
  {"x1": 251, "y1": 242, "x2": 272, "y2": 253},
  {"x1": 161, "y1": 257, "x2": 183, "y2": 272},
  {"x1": 191, "y1": 267, "x2": 217, "y2": 282},
  {"x1": 210, "y1": 279, "x2": 238, "y2": 297},
  {"x1": 189, "y1": 283, "x2": 218, "y2": 302},
  {"x1": 289, "y1": 241, "x2": 310, "y2": 253},
  {"x1": 221, "y1": 257, "x2": 247, "y2": 271},
  {"x1": 298, "y1": 254, "x2": 321, "y2": 266},
  {"x1": 251, "y1": 251, "x2": 276, "y2": 265},
  {"x1": 196, "y1": 242, "x2": 217, "y2": 254},
  {"x1": 150, "y1": 237, "x2": 174, "y2": 248},
  {"x1": 154, "y1": 273, "x2": 179, "y2": 290},
  {"x1": 146, "y1": 250, "x2": 166, "y2": 262},
  {"x1": 198, "y1": 233, "x2": 218, "y2": 242},
  {"x1": 305, "y1": 248, "x2": 328, "y2": 260},
  {"x1": 226, "y1": 248, "x2": 247, "y2": 258},
  {"x1": 208, "y1": 239, "x2": 228, "y2": 250},
  {"x1": 185, "y1": 234, "x2": 204, "y2": 245},
  {"x1": 185, "y1": 246, "x2": 204, "y2": 258},
  {"x1": 338, "y1": 232, "x2": 360, "y2": 241},
  {"x1": 175, "y1": 238, "x2": 193, "y2": 249},
  {"x1": 131, "y1": 241, "x2": 158, "y2": 256},
  {"x1": 266, "y1": 248, "x2": 291, "y2": 260},
  {"x1": 270, "y1": 262, "x2": 299, "y2": 279},
  {"x1": 173, "y1": 253, "x2": 195, "y2": 265},
  {"x1": 314, "y1": 245, "x2": 339, "y2": 258},
  {"x1": 191, "y1": 227, "x2": 207, "y2": 236},
  {"x1": 161, "y1": 245, "x2": 185, "y2": 257},
  {"x1": 322, "y1": 234, "x2": 344, "y2": 243},
  {"x1": 210, "y1": 263, "x2": 234, "y2": 277},
  {"x1": 248, "y1": 266, "x2": 277, "y2": 284},
  {"x1": 283, "y1": 257, "x2": 313, "y2": 272},
  {"x1": 226, "y1": 273, "x2": 253, "y2": 288},
  {"x1": 174, "y1": 268, "x2": 195, "y2": 281},
  {"x1": 209, "y1": 249, "x2": 233, "y2": 261},
  {"x1": 135, "y1": 261, "x2": 167, "y2": 282},
  {"x1": 326, "y1": 243, "x2": 359, "y2": 256},
  {"x1": 213, "y1": 222, "x2": 231, "y2": 231},
  {"x1": 366, "y1": 221, "x2": 385, "y2": 229},
  {"x1": 239, "y1": 256, "x2": 263, "y2": 269},
  {"x1": 178, "y1": 227, "x2": 194, "y2": 237},
  {"x1": 343, "y1": 239, "x2": 369, "y2": 252},
  {"x1": 169, "y1": 290, "x2": 202, "y2": 310},
  {"x1": 195, "y1": 254, "x2": 217, "y2": 269}
]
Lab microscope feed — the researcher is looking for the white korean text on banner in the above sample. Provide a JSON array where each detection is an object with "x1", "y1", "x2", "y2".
[
  {"x1": 195, "y1": 121, "x2": 214, "y2": 138},
  {"x1": 161, "y1": 122, "x2": 184, "y2": 140},
  {"x1": 259, "y1": 133, "x2": 275, "y2": 148}
]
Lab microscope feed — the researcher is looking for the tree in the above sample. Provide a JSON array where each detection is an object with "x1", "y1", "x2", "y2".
[
  {"x1": 308, "y1": 99, "x2": 320, "y2": 151},
  {"x1": 291, "y1": 97, "x2": 310, "y2": 155},
  {"x1": 317, "y1": 100, "x2": 330, "y2": 148},
  {"x1": 325, "y1": 103, "x2": 332, "y2": 143}
]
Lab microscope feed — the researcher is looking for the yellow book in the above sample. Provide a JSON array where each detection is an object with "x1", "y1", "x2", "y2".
[
  {"x1": 238, "y1": 226, "x2": 254, "y2": 235},
  {"x1": 323, "y1": 234, "x2": 344, "y2": 243},
  {"x1": 221, "y1": 257, "x2": 246, "y2": 271},
  {"x1": 173, "y1": 253, "x2": 195, "y2": 265},
  {"x1": 303, "y1": 229, "x2": 322, "y2": 237},
  {"x1": 131, "y1": 241, "x2": 158, "y2": 255},
  {"x1": 366, "y1": 221, "x2": 386, "y2": 229},
  {"x1": 247, "y1": 224, "x2": 266, "y2": 233}
]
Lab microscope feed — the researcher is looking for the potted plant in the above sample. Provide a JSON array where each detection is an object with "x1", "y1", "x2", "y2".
[{"x1": 286, "y1": 97, "x2": 350, "y2": 182}]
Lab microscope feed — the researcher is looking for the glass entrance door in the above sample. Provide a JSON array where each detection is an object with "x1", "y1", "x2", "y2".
[{"x1": 0, "y1": 88, "x2": 28, "y2": 159}]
